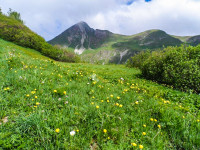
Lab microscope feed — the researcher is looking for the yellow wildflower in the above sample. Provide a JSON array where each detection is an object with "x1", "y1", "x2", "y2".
[
  {"x1": 131, "y1": 143, "x2": 137, "y2": 147},
  {"x1": 96, "y1": 105, "x2": 99, "y2": 109},
  {"x1": 36, "y1": 102, "x2": 40, "y2": 105},
  {"x1": 54, "y1": 90, "x2": 57, "y2": 93},
  {"x1": 55, "y1": 128, "x2": 60, "y2": 133},
  {"x1": 142, "y1": 132, "x2": 146, "y2": 135},
  {"x1": 31, "y1": 91, "x2": 36, "y2": 94},
  {"x1": 139, "y1": 145, "x2": 144, "y2": 149},
  {"x1": 63, "y1": 91, "x2": 67, "y2": 95},
  {"x1": 103, "y1": 129, "x2": 107, "y2": 133}
]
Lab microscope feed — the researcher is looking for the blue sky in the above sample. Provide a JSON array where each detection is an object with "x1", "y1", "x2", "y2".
[{"x1": 1, "y1": 0, "x2": 200, "y2": 41}]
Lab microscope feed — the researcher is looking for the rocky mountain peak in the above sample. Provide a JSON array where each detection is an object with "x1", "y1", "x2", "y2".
[
  {"x1": 75, "y1": 21, "x2": 89, "y2": 27},
  {"x1": 73, "y1": 21, "x2": 91, "y2": 33},
  {"x1": 48, "y1": 21, "x2": 112, "y2": 52}
]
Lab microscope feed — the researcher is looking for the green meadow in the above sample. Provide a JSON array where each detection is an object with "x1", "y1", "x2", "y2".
[{"x1": 0, "y1": 38, "x2": 200, "y2": 149}]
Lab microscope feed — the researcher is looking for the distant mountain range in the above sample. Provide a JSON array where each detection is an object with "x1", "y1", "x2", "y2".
[{"x1": 48, "y1": 21, "x2": 200, "y2": 64}]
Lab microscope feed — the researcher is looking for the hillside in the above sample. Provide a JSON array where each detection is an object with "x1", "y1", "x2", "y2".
[
  {"x1": 0, "y1": 13, "x2": 79, "y2": 62},
  {"x1": 49, "y1": 22, "x2": 200, "y2": 64},
  {"x1": 0, "y1": 13, "x2": 46, "y2": 50},
  {"x1": 0, "y1": 38, "x2": 200, "y2": 149}
]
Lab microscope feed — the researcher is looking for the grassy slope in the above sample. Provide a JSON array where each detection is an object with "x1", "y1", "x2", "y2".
[{"x1": 0, "y1": 38, "x2": 200, "y2": 149}]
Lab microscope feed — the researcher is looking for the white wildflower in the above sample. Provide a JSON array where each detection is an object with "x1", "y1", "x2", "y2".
[{"x1": 70, "y1": 130, "x2": 75, "y2": 136}]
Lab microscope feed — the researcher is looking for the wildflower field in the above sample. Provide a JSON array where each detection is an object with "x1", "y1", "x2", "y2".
[{"x1": 0, "y1": 38, "x2": 200, "y2": 149}]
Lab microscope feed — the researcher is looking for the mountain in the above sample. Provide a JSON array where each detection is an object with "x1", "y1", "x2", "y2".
[
  {"x1": 48, "y1": 21, "x2": 112, "y2": 54},
  {"x1": 48, "y1": 22, "x2": 200, "y2": 64},
  {"x1": 115, "y1": 30, "x2": 182, "y2": 49}
]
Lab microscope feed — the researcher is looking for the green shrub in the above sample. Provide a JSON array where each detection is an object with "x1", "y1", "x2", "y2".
[
  {"x1": 142, "y1": 50, "x2": 165, "y2": 81},
  {"x1": 126, "y1": 50, "x2": 151, "y2": 68},
  {"x1": 128, "y1": 45, "x2": 200, "y2": 93}
]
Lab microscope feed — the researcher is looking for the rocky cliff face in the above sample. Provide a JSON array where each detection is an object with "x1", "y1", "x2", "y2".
[{"x1": 48, "y1": 21, "x2": 112, "y2": 54}]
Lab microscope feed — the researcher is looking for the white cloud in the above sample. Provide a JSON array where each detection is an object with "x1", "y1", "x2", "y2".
[{"x1": 1, "y1": 0, "x2": 200, "y2": 40}]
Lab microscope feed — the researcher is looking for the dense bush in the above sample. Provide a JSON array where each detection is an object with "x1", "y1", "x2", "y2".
[
  {"x1": 126, "y1": 50, "x2": 151, "y2": 68},
  {"x1": 127, "y1": 45, "x2": 200, "y2": 93},
  {"x1": 0, "y1": 13, "x2": 79, "y2": 62}
]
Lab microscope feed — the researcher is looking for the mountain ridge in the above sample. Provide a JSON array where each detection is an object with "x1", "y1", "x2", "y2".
[{"x1": 48, "y1": 22, "x2": 200, "y2": 64}]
